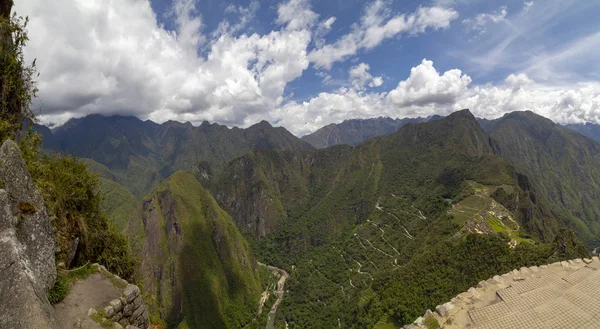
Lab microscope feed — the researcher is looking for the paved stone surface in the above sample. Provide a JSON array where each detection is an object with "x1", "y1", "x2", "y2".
[{"x1": 409, "y1": 258, "x2": 600, "y2": 329}]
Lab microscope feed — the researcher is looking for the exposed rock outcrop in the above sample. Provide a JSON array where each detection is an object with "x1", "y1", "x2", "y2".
[{"x1": 0, "y1": 140, "x2": 59, "y2": 329}]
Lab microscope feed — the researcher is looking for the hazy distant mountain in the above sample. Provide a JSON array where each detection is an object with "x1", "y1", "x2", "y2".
[
  {"x1": 563, "y1": 122, "x2": 600, "y2": 144},
  {"x1": 36, "y1": 115, "x2": 314, "y2": 197},
  {"x1": 301, "y1": 117, "x2": 430, "y2": 148}
]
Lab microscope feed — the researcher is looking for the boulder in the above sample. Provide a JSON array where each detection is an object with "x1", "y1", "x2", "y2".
[{"x1": 124, "y1": 284, "x2": 141, "y2": 303}]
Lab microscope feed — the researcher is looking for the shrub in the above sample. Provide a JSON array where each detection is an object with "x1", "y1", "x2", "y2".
[{"x1": 424, "y1": 316, "x2": 440, "y2": 329}]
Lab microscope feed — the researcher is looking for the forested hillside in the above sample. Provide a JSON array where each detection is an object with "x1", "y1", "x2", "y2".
[
  {"x1": 485, "y1": 111, "x2": 600, "y2": 247},
  {"x1": 214, "y1": 109, "x2": 588, "y2": 328},
  {"x1": 128, "y1": 171, "x2": 263, "y2": 329},
  {"x1": 36, "y1": 116, "x2": 314, "y2": 198}
]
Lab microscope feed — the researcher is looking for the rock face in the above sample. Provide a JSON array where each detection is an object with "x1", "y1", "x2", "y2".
[{"x1": 0, "y1": 140, "x2": 59, "y2": 329}]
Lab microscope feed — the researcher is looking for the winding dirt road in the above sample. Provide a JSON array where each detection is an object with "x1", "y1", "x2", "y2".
[{"x1": 258, "y1": 262, "x2": 289, "y2": 329}]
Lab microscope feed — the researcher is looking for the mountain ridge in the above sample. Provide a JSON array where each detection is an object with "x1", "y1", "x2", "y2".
[{"x1": 36, "y1": 114, "x2": 314, "y2": 198}]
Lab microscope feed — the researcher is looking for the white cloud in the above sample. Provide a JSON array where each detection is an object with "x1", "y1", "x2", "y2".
[
  {"x1": 523, "y1": 1, "x2": 534, "y2": 13},
  {"x1": 17, "y1": 0, "x2": 312, "y2": 127},
  {"x1": 309, "y1": 1, "x2": 458, "y2": 69},
  {"x1": 314, "y1": 16, "x2": 336, "y2": 48},
  {"x1": 276, "y1": 0, "x2": 318, "y2": 31},
  {"x1": 349, "y1": 63, "x2": 382, "y2": 90},
  {"x1": 387, "y1": 59, "x2": 471, "y2": 107},
  {"x1": 272, "y1": 59, "x2": 600, "y2": 136},
  {"x1": 462, "y1": 6, "x2": 507, "y2": 33}
]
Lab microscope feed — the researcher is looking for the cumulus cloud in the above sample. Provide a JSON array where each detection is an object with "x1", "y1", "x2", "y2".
[
  {"x1": 276, "y1": 0, "x2": 318, "y2": 31},
  {"x1": 273, "y1": 59, "x2": 600, "y2": 136},
  {"x1": 387, "y1": 59, "x2": 471, "y2": 107},
  {"x1": 16, "y1": 0, "x2": 313, "y2": 127},
  {"x1": 349, "y1": 63, "x2": 383, "y2": 90},
  {"x1": 308, "y1": 1, "x2": 458, "y2": 69}
]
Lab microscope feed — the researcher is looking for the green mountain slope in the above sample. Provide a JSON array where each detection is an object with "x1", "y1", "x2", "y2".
[
  {"x1": 300, "y1": 117, "x2": 430, "y2": 148},
  {"x1": 214, "y1": 110, "x2": 584, "y2": 328},
  {"x1": 36, "y1": 115, "x2": 314, "y2": 198},
  {"x1": 487, "y1": 111, "x2": 600, "y2": 246},
  {"x1": 128, "y1": 171, "x2": 262, "y2": 329}
]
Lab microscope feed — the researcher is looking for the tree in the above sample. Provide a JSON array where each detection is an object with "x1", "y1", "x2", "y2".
[{"x1": 0, "y1": 0, "x2": 38, "y2": 141}]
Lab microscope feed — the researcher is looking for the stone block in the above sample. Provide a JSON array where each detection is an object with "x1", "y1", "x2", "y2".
[
  {"x1": 105, "y1": 305, "x2": 115, "y2": 318},
  {"x1": 126, "y1": 326, "x2": 140, "y2": 329},
  {"x1": 110, "y1": 311, "x2": 122, "y2": 323},
  {"x1": 110, "y1": 298, "x2": 123, "y2": 312},
  {"x1": 113, "y1": 323, "x2": 123, "y2": 329},
  {"x1": 561, "y1": 261, "x2": 570, "y2": 268},
  {"x1": 119, "y1": 318, "x2": 129, "y2": 327},
  {"x1": 88, "y1": 308, "x2": 98, "y2": 317},
  {"x1": 124, "y1": 284, "x2": 141, "y2": 303},
  {"x1": 529, "y1": 266, "x2": 539, "y2": 273},
  {"x1": 592, "y1": 256, "x2": 599, "y2": 262},
  {"x1": 435, "y1": 302, "x2": 454, "y2": 317},
  {"x1": 123, "y1": 303, "x2": 135, "y2": 317},
  {"x1": 413, "y1": 316, "x2": 423, "y2": 325},
  {"x1": 477, "y1": 280, "x2": 490, "y2": 289},
  {"x1": 132, "y1": 295, "x2": 143, "y2": 309},
  {"x1": 468, "y1": 287, "x2": 480, "y2": 299},
  {"x1": 492, "y1": 275, "x2": 504, "y2": 284},
  {"x1": 583, "y1": 258, "x2": 592, "y2": 264},
  {"x1": 131, "y1": 305, "x2": 146, "y2": 322}
]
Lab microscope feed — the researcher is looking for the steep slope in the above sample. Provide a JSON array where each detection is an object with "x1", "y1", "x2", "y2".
[
  {"x1": 214, "y1": 110, "x2": 578, "y2": 328},
  {"x1": 487, "y1": 111, "x2": 600, "y2": 246},
  {"x1": 37, "y1": 115, "x2": 314, "y2": 197},
  {"x1": 301, "y1": 117, "x2": 428, "y2": 148},
  {"x1": 128, "y1": 171, "x2": 261, "y2": 329}
]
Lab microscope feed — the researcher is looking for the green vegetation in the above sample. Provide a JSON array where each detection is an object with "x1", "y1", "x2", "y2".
[
  {"x1": 0, "y1": 12, "x2": 37, "y2": 142},
  {"x1": 129, "y1": 171, "x2": 263, "y2": 329},
  {"x1": 423, "y1": 317, "x2": 440, "y2": 329},
  {"x1": 487, "y1": 111, "x2": 600, "y2": 247},
  {"x1": 215, "y1": 110, "x2": 589, "y2": 328},
  {"x1": 90, "y1": 308, "x2": 114, "y2": 328},
  {"x1": 0, "y1": 4, "x2": 135, "y2": 282},
  {"x1": 48, "y1": 264, "x2": 97, "y2": 304}
]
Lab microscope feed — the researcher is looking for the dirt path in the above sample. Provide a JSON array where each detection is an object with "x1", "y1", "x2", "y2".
[
  {"x1": 262, "y1": 264, "x2": 289, "y2": 329},
  {"x1": 53, "y1": 273, "x2": 122, "y2": 329}
]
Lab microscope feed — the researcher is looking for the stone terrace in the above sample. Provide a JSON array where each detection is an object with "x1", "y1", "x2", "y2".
[{"x1": 407, "y1": 257, "x2": 600, "y2": 329}]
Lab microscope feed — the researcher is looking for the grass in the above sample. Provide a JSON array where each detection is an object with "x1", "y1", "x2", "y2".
[
  {"x1": 90, "y1": 308, "x2": 114, "y2": 328},
  {"x1": 100, "y1": 270, "x2": 128, "y2": 289},
  {"x1": 48, "y1": 264, "x2": 97, "y2": 304},
  {"x1": 423, "y1": 316, "x2": 440, "y2": 329}
]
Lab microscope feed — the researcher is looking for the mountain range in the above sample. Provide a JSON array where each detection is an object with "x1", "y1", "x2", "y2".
[
  {"x1": 35, "y1": 115, "x2": 314, "y2": 198},
  {"x1": 35, "y1": 109, "x2": 600, "y2": 328}
]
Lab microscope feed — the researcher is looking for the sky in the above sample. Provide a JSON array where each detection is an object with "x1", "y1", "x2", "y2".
[{"x1": 15, "y1": 0, "x2": 600, "y2": 136}]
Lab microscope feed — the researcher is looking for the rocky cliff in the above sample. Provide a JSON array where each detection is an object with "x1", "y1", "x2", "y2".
[
  {"x1": 128, "y1": 171, "x2": 262, "y2": 329},
  {"x1": 0, "y1": 139, "x2": 59, "y2": 329}
]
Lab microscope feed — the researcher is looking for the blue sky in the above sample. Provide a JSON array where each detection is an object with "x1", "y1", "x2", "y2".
[{"x1": 15, "y1": 0, "x2": 600, "y2": 135}]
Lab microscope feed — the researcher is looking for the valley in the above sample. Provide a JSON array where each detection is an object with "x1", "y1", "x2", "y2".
[
  {"x1": 3, "y1": 1, "x2": 600, "y2": 328},
  {"x1": 33, "y1": 109, "x2": 599, "y2": 328}
]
